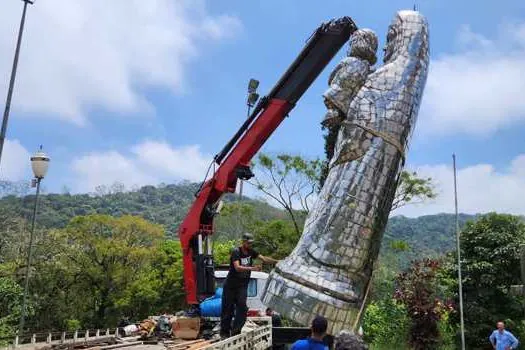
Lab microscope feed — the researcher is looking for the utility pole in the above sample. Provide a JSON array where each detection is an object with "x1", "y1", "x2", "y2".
[
  {"x1": 0, "y1": 0, "x2": 35, "y2": 173},
  {"x1": 453, "y1": 154, "x2": 466, "y2": 350},
  {"x1": 509, "y1": 244, "x2": 525, "y2": 315}
]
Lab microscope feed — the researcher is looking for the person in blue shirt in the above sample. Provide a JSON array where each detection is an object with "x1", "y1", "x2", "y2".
[
  {"x1": 291, "y1": 315, "x2": 329, "y2": 350},
  {"x1": 489, "y1": 321, "x2": 519, "y2": 350}
]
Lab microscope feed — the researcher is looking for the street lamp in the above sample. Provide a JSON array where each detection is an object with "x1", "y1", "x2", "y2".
[
  {"x1": 0, "y1": 0, "x2": 35, "y2": 174},
  {"x1": 247, "y1": 79, "x2": 260, "y2": 110},
  {"x1": 18, "y1": 145, "x2": 49, "y2": 337},
  {"x1": 238, "y1": 79, "x2": 260, "y2": 200}
]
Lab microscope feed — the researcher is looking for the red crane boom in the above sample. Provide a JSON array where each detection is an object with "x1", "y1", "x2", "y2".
[{"x1": 178, "y1": 17, "x2": 357, "y2": 306}]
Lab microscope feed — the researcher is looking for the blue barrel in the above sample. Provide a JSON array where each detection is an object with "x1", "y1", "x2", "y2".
[{"x1": 200, "y1": 287, "x2": 223, "y2": 317}]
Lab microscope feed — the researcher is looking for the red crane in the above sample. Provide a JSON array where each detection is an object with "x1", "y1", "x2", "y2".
[{"x1": 178, "y1": 17, "x2": 357, "y2": 307}]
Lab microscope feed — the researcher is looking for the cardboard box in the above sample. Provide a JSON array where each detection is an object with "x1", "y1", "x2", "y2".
[{"x1": 172, "y1": 317, "x2": 201, "y2": 340}]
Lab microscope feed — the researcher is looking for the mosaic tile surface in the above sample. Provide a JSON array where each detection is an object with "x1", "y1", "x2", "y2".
[{"x1": 262, "y1": 10, "x2": 430, "y2": 335}]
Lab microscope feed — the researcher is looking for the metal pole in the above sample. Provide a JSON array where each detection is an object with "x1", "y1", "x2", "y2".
[
  {"x1": 521, "y1": 244, "x2": 525, "y2": 288},
  {"x1": 18, "y1": 176, "x2": 41, "y2": 337},
  {"x1": 453, "y1": 154, "x2": 466, "y2": 350},
  {"x1": 520, "y1": 244, "x2": 525, "y2": 313},
  {"x1": 238, "y1": 104, "x2": 251, "y2": 200},
  {"x1": 0, "y1": 0, "x2": 33, "y2": 173}
]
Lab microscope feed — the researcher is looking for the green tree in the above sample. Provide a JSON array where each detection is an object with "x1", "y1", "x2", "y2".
[
  {"x1": 252, "y1": 219, "x2": 299, "y2": 267},
  {"x1": 249, "y1": 153, "x2": 322, "y2": 235},
  {"x1": 49, "y1": 214, "x2": 164, "y2": 327},
  {"x1": 0, "y1": 207, "x2": 27, "y2": 264},
  {"x1": 154, "y1": 240, "x2": 237, "y2": 313},
  {"x1": 155, "y1": 240, "x2": 185, "y2": 313},
  {"x1": 370, "y1": 240, "x2": 411, "y2": 302},
  {"x1": 391, "y1": 171, "x2": 437, "y2": 212},
  {"x1": 214, "y1": 241, "x2": 237, "y2": 265},
  {"x1": 444, "y1": 213, "x2": 525, "y2": 348},
  {"x1": 0, "y1": 277, "x2": 28, "y2": 345},
  {"x1": 214, "y1": 202, "x2": 257, "y2": 240}
]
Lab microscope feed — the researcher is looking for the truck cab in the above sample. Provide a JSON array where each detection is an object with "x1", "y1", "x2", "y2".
[{"x1": 213, "y1": 269, "x2": 269, "y2": 316}]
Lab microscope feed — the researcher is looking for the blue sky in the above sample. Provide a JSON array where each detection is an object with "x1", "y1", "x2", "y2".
[{"x1": 1, "y1": 0, "x2": 525, "y2": 216}]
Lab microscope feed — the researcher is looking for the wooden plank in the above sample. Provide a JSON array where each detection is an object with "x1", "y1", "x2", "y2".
[
  {"x1": 167, "y1": 339, "x2": 206, "y2": 350},
  {"x1": 186, "y1": 341, "x2": 210, "y2": 350},
  {"x1": 80, "y1": 347, "x2": 101, "y2": 350},
  {"x1": 167, "y1": 339, "x2": 205, "y2": 348},
  {"x1": 100, "y1": 341, "x2": 143, "y2": 350}
]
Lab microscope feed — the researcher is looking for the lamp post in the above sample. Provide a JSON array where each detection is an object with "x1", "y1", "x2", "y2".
[
  {"x1": 0, "y1": 0, "x2": 35, "y2": 173},
  {"x1": 18, "y1": 145, "x2": 49, "y2": 337},
  {"x1": 238, "y1": 79, "x2": 260, "y2": 200}
]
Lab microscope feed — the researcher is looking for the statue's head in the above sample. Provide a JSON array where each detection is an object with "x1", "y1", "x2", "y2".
[
  {"x1": 383, "y1": 10, "x2": 429, "y2": 63},
  {"x1": 348, "y1": 28, "x2": 378, "y2": 65}
]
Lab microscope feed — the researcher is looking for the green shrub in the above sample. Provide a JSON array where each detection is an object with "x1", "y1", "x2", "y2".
[
  {"x1": 437, "y1": 310, "x2": 457, "y2": 350},
  {"x1": 65, "y1": 319, "x2": 81, "y2": 331},
  {"x1": 363, "y1": 299, "x2": 409, "y2": 348}
]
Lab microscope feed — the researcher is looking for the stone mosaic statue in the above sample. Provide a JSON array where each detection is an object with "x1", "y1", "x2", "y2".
[
  {"x1": 322, "y1": 28, "x2": 378, "y2": 128},
  {"x1": 262, "y1": 10, "x2": 430, "y2": 335}
]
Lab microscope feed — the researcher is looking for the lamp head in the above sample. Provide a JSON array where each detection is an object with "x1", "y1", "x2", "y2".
[
  {"x1": 247, "y1": 92, "x2": 259, "y2": 107},
  {"x1": 247, "y1": 79, "x2": 259, "y2": 93},
  {"x1": 30, "y1": 146, "x2": 50, "y2": 179}
]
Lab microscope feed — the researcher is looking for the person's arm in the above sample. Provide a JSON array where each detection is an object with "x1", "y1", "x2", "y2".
[
  {"x1": 489, "y1": 331, "x2": 496, "y2": 349},
  {"x1": 509, "y1": 331, "x2": 519, "y2": 349},
  {"x1": 258, "y1": 254, "x2": 279, "y2": 265},
  {"x1": 233, "y1": 260, "x2": 258, "y2": 272}
]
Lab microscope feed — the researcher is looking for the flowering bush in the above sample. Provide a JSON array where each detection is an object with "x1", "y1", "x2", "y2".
[{"x1": 394, "y1": 259, "x2": 454, "y2": 350}]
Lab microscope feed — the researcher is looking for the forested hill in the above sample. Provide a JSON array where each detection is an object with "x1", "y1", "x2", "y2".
[
  {"x1": 0, "y1": 181, "x2": 287, "y2": 236},
  {"x1": 0, "y1": 181, "x2": 476, "y2": 254},
  {"x1": 383, "y1": 213, "x2": 476, "y2": 258}
]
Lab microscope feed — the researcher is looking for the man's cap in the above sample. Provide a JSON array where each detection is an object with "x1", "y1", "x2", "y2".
[
  {"x1": 242, "y1": 232, "x2": 254, "y2": 243},
  {"x1": 311, "y1": 315, "x2": 328, "y2": 334}
]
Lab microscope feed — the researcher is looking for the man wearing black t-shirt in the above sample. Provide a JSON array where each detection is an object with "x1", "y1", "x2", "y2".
[{"x1": 220, "y1": 233, "x2": 278, "y2": 338}]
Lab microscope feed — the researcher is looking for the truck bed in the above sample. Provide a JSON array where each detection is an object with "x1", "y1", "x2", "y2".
[{"x1": 129, "y1": 317, "x2": 272, "y2": 350}]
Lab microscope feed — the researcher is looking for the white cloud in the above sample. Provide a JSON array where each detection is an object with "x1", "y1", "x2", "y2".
[
  {"x1": 395, "y1": 155, "x2": 525, "y2": 217},
  {"x1": 70, "y1": 146, "x2": 525, "y2": 218},
  {"x1": 0, "y1": 139, "x2": 30, "y2": 181},
  {"x1": 0, "y1": 0, "x2": 241, "y2": 125},
  {"x1": 132, "y1": 141, "x2": 211, "y2": 183},
  {"x1": 419, "y1": 22, "x2": 525, "y2": 136},
  {"x1": 71, "y1": 141, "x2": 212, "y2": 192}
]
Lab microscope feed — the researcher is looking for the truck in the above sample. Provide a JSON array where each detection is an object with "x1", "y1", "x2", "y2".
[
  {"x1": 7, "y1": 9, "x2": 430, "y2": 350},
  {"x1": 175, "y1": 15, "x2": 359, "y2": 348},
  {"x1": 214, "y1": 269, "x2": 269, "y2": 316}
]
